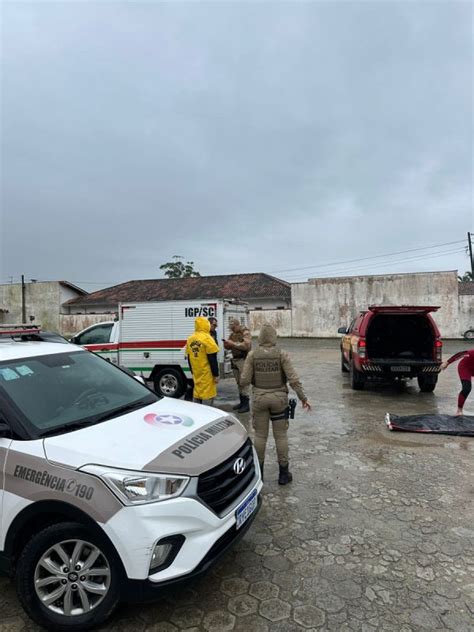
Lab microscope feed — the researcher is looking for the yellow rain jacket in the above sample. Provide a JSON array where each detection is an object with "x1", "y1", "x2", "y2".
[{"x1": 186, "y1": 317, "x2": 220, "y2": 400}]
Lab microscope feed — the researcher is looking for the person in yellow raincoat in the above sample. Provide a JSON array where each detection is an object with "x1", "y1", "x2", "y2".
[{"x1": 186, "y1": 317, "x2": 220, "y2": 404}]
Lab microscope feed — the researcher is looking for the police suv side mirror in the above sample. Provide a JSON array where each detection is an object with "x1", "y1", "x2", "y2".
[
  {"x1": 0, "y1": 420, "x2": 12, "y2": 439},
  {"x1": 338, "y1": 327, "x2": 348, "y2": 334}
]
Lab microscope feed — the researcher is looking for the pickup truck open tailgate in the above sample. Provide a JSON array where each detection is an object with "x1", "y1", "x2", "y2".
[{"x1": 368, "y1": 305, "x2": 440, "y2": 314}]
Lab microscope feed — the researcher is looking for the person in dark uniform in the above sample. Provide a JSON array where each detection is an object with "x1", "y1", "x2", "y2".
[
  {"x1": 223, "y1": 319, "x2": 252, "y2": 413},
  {"x1": 208, "y1": 317, "x2": 218, "y2": 344}
]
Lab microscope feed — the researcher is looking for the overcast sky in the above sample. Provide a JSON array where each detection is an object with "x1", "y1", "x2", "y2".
[{"x1": 1, "y1": 1, "x2": 472, "y2": 292}]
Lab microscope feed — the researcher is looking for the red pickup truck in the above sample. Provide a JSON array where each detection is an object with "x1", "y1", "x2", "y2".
[{"x1": 339, "y1": 306, "x2": 443, "y2": 391}]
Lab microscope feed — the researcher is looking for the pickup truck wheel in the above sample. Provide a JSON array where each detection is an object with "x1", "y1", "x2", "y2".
[
  {"x1": 16, "y1": 522, "x2": 121, "y2": 632},
  {"x1": 350, "y1": 360, "x2": 364, "y2": 390},
  {"x1": 341, "y1": 352, "x2": 349, "y2": 373},
  {"x1": 153, "y1": 368, "x2": 186, "y2": 398},
  {"x1": 417, "y1": 375, "x2": 438, "y2": 393}
]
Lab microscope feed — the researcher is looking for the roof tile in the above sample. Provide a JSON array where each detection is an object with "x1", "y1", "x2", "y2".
[{"x1": 65, "y1": 273, "x2": 290, "y2": 306}]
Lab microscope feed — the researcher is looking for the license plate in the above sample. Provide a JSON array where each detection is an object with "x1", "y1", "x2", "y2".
[
  {"x1": 235, "y1": 489, "x2": 258, "y2": 530},
  {"x1": 391, "y1": 366, "x2": 411, "y2": 372}
]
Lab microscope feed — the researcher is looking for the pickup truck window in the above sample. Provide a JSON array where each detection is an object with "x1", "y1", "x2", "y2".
[{"x1": 76, "y1": 323, "x2": 113, "y2": 345}]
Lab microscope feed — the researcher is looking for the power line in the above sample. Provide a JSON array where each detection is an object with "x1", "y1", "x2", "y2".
[
  {"x1": 284, "y1": 247, "x2": 466, "y2": 281},
  {"x1": 283, "y1": 247, "x2": 467, "y2": 281},
  {"x1": 270, "y1": 239, "x2": 465, "y2": 274}
]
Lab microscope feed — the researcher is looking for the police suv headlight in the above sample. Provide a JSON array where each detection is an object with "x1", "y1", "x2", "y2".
[{"x1": 82, "y1": 466, "x2": 189, "y2": 505}]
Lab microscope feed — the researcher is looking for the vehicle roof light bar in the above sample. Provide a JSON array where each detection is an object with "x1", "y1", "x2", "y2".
[{"x1": 0, "y1": 324, "x2": 42, "y2": 336}]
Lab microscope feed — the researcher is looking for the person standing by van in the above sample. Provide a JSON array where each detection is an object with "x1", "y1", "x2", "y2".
[
  {"x1": 186, "y1": 317, "x2": 220, "y2": 405},
  {"x1": 224, "y1": 319, "x2": 252, "y2": 413},
  {"x1": 441, "y1": 348, "x2": 474, "y2": 415},
  {"x1": 208, "y1": 316, "x2": 218, "y2": 344}
]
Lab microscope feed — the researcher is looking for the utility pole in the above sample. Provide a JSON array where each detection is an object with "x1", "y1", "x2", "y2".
[
  {"x1": 21, "y1": 274, "x2": 26, "y2": 323},
  {"x1": 468, "y1": 232, "x2": 474, "y2": 279}
]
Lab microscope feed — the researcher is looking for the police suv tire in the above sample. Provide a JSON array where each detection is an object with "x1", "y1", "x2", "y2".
[
  {"x1": 153, "y1": 368, "x2": 186, "y2": 398},
  {"x1": 16, "y1": 522, "x2": 121, "y2": 632},
  {"x1": 350, "y1": 360, "x2": 364, "y2": 390},
  {"x1": 417, "y1": 374, "x2": 438, "y2": 393}
]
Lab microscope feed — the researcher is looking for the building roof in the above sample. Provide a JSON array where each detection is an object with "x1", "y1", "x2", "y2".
[
  {"x1": 459, "y1": 281, "x2": 474, "y2": 295},
  {"x1": 59, "y1": 281, "x2": 88, "y2": 295},
  {"x1": 64, "y1": 273, "x2": 290, "y2": 307}
]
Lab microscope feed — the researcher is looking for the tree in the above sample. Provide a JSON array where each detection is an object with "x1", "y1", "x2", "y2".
[
  {"x1": 458, "y1": 271, "x2": 473, "y2": 282},
  {"x1": 160, "y1": 255, "x2": 201, "y2": 278}
]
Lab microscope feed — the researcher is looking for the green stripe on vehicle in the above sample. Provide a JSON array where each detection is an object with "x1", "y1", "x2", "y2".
[{"x1": 127, "y1": 366, "x2": 191, "y2": 373}]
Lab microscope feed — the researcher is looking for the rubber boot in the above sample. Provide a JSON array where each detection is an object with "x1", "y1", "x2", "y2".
[
  {"x1": 259, "y1": 462, "x2": 264, "y2": 482},
  {"x1": 233, "y1": 395, "x2": 243, "y2": 411},
  {"x1": 278, "y1": 464, "x2": 293, "y2": 485},
  {"x1": 237, "y1": 395, "x2": 250, "y2": 413}
]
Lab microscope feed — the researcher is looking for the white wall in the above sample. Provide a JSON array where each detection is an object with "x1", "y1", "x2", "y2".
[
  {"x1": 0, "y1": 282, "x2": 82, "y2": 331},
  {"x1": 60, "y1": 314, "x2": 116, "y2": 337},
  {"x1": 291, "y1": 271, "x2": 460, "y2": 338},
  {"x1": 250, "y1": 309, "x2": 292, "y2": 337},
  {"x1": 63, "y1": 303, "x2": 117, "y2": 315},
  {"x1": 247, "y1": 298, "x2": 291, "y2": 310},
  {"x1": 458, "y1": 295, "x2": 474, "y2": 335}
]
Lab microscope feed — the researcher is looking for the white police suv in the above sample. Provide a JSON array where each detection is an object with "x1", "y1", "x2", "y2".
[{"x1": 0, "y1": 326, "x2": 262, "y2": 630}]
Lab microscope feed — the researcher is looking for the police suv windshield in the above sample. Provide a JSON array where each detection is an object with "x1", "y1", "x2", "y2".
[{"x1": 0, "y1": 350, "x2": 157, "y2": 438}]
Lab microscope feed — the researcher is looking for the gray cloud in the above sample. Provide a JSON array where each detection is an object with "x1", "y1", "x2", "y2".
[{"x1": 1, "y1": 1, "x2": 472, "y2": 291}]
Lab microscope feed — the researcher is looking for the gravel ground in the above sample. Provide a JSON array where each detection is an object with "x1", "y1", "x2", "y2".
[{"x1": 1, "y1": 338, "x2": 473, "y2": 631}]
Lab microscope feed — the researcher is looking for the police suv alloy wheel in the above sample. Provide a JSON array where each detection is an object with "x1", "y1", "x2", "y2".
[
  {"x1": 16, "y1": 522, "x2": 121, "y2": 631},
  {"x1": 153, "y1": 368, "x2": 186, "y2": 398}
]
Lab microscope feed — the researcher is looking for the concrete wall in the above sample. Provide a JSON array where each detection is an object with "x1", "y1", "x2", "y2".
[
  {"x1": 64, "y1": 303, "x2": 117, "y2": 315},
  {"x1": 250, "y1": 309, "x2": 292, "y2": 337},
  {"x1": 459, "y1": 295, "x2": 474, "y2": 335},
  {"x1": 0, "y1": 282, "x2": 86, "y2": 332},
  {"x1": 292, "y1": 271, "x2": 460, "y2": 338},
  {"x1": 60, "y1": 313, "x2": 117, "y2": 337},
  {"x1": 0, "y1": 282, "x2": 62, "y2": 331},
  {"x1": 247, "y1": 297, "x2": 291, "y2": 310}
]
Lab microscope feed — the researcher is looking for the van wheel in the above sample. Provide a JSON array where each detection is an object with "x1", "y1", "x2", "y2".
[
  {"x1": 16, "y1": 522, "x2": 121, "y2": 632},
  {"x1": 417, "y1": 375, "x2": 438, "y2": 393},
  {"x1": 341, "y1": 353, "x2": 349, "y2": 373},
  {"x1": 153, "y1": 368, "x2": 186, "y2": 398},
  {"x1": 350, "y1": 360, "x2": 364, "y2": 390}
]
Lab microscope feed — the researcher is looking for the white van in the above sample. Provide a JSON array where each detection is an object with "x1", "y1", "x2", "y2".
[
  {"x1": 0, "y1": 326, "x2": 262, "y2": 630},
  {"x1": 71, "y1": 299, "x2": 249, "y2": 397}
]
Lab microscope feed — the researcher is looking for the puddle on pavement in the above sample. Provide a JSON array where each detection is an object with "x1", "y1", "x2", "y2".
[{"x1": 369, "y1": 427, "x2": 474, "y2": 451}]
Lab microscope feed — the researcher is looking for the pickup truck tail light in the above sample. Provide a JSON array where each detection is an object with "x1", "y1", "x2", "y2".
[
  {"x1": 358, "y1": 339, "x2": 367, "y2": 359},
  {"x1": 435, "y1": 339, "x2": 442, "y2": 361}
]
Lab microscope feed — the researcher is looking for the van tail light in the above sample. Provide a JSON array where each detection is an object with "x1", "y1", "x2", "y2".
[
  {"x1": 358, "y1": 339, "x2": 367, "y2": 359},
  {"x1": 435, "y1": 339, "x2": 442, "y2": 361}
]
